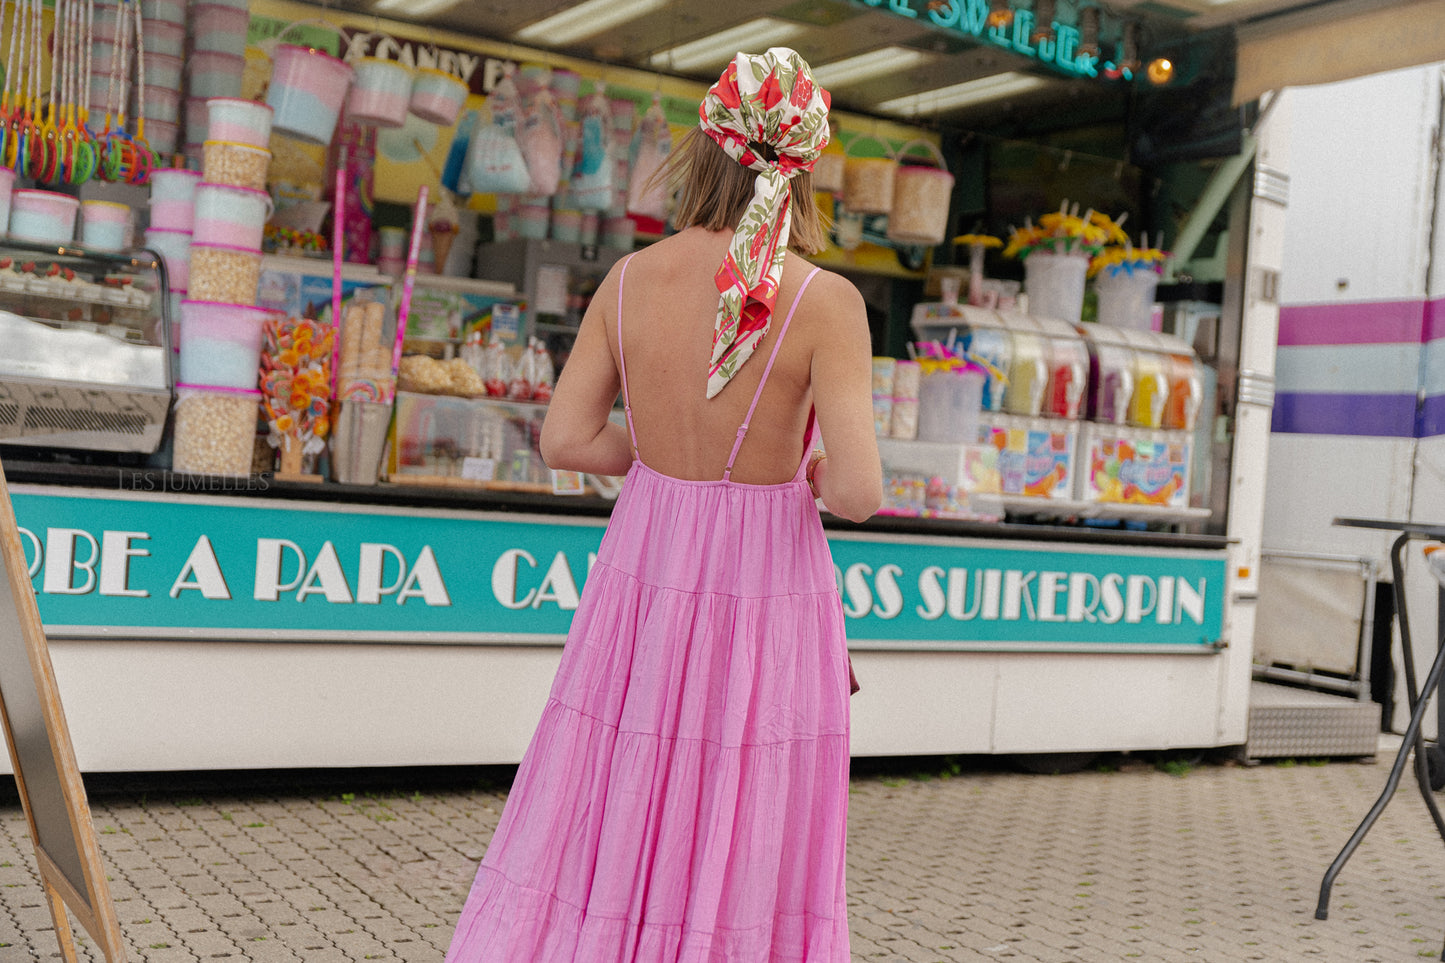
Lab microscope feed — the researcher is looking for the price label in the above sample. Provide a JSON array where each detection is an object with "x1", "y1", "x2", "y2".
[{"x1": 461, "y1": 457, "x2": 497, "y2": 482}]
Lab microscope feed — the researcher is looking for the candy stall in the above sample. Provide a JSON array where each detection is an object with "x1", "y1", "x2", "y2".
[{"x1": 0, "y1": 0, "x2": 1287, "y2": 773}]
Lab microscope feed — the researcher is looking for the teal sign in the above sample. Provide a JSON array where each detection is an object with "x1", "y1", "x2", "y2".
[
  {"x1": 10, "y1": 487, "x2": 1224, "y2": 649},
  {"x1": 853, "y1": 0, "x2": 1130, "y2": 80}
]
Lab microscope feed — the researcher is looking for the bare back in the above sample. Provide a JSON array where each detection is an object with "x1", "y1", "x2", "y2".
[
  {"x1": 540, "y1": 225, "x2": 881, "y2": 520},
  {"x1": 612, "y1": 230, "x2": 821, "y2": 484}
]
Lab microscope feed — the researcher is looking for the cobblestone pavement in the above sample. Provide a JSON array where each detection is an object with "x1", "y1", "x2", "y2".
[{"x1": 2, "y1": 743, "x2": 1444, "y2": 962}]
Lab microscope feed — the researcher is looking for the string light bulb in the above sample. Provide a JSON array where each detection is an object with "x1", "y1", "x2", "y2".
[
  {"x1": 1146, "y1": 57, "x2": 1174, "y2": 84},
  {"x1": 1031, "y1": 0, "x2": 1055, "y2": 43},
  {"x1": 1077, "y1": 6, "x2": 1100, "y2": 58},
  {"x1": 987, "y1": 0, "x2": 1014, "y2": 29}
]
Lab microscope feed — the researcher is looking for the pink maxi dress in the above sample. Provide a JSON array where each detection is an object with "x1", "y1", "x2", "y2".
[{"x1": 445, "y1": 262, "x2": 852, "y2": 962}]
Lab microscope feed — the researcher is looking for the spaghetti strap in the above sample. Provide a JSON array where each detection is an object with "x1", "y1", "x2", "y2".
[
  {"x1": 723, "y1": 267, "x2": 822, "y2": 480},
  {"x1": 615, "y1": 254, "x2": 640, "y2": 460}
]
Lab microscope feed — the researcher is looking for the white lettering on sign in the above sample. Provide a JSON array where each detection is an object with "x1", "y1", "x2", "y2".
[
  {"x1": 490, "y1": 549, "x2": 578, "y2": 611},
  {"x1": 99, "y1": 531, "x2": 150, "y2": 598},
  {"x1": 397, "y1": 547, "x2": 450, "y2": 606},
  {"x1": 295, "y1": 542, "x2": 354, "y2": 604},
  {"x1": 909, "y1": 564, "x2": 1210, "y2": 627},
  {"x1": 170, "y1": 536, "x2": 230, "y2": 599},
  {"x1": 43, "y1": 528, "x2": 99, "y2": 595},
  {"x1": 254, "y1": 538, "x2": 449, "y2": 606},
  {"x1": 254, "y1": 538, "x2": 306, "y2": 601},
  {"x1": 357, "y1": 544, "x2": 407, "y2": 604}
]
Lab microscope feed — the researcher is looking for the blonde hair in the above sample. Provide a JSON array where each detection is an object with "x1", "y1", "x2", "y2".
[{"x1": 661, "y1": 128, "x2": 828, "y2": 255}]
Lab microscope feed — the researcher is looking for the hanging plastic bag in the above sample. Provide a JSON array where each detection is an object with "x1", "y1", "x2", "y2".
[
  {"x1": 627, "y1": 94, "x2": 672, "y2": 220},
  {"x1": 463, "y1": 105, "x2": 533, "y2": 195},
  {"x1": 517, "y1": 89, "x2": 565, "y2": 197},
  {"x1": 569, "y1": 88, "x2": 614, "y2": 211}
]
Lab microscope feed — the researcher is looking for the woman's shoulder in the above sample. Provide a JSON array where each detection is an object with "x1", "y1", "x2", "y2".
[{"x1": 790, "y1": 260, "x2": 865, "y2": 320}]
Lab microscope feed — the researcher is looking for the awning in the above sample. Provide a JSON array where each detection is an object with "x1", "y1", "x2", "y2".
[{"x1": 1234, "y1": 0, "x2": 1445, "y2": 104}]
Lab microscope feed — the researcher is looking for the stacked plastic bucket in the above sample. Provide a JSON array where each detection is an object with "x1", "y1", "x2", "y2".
[
  {"x1": 87, "y1": 0, "x2": 186, "y2": 156},
  {"x1": 146, "y1": 167, "x2": 200, "y2": 345},
  {"x1": 170, "y1": 100, "x2": 272, "y2": 475},
  {"x1": 183, "y1": 0, "x2": 249, "y2": 161}
]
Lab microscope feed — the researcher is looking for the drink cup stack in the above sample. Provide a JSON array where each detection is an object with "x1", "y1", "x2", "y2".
[{"x1": 181, "y1": 0, "x2": 248, "y2": 164}]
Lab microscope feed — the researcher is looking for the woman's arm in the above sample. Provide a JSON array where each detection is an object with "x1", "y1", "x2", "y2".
[
  {"x1": 808, "y1": 273, "x2": 882, "y2": 523},
  {"x1": 538, "y1": 267, "x2": 635, "y2": 476}
]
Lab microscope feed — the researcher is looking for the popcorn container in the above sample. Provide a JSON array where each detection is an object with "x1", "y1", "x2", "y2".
[
  {"x1": 10, "y1": 189, "x2": 81, "y2": 244},
  {"x1": 201, "y1": 140, "x2": 272, "y2": 191},
  {"x1": 179, "y1": 300, "x2": 271, "y2": 389},
  {"x1": 189, "y1": 242, "x2": 264, "y2": 304},
  {"x1": 193, "y1": 181, "x2": 272, "y2": 249},
  {"x1": 267, "y1": 43, "x2": 354, "y2": 146},
  {"x1": 172, "y1": 383, "x2": 261, "y2": 475}
]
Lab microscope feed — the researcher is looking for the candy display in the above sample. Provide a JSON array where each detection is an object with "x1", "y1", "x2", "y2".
[{"x1": 260, "y1": 315, "x2": 335, "y2": 474}]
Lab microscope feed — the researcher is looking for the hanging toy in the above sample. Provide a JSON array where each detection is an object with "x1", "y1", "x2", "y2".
[{"x1": 0, "y1": 0, "x2": 23, "y2": 169}]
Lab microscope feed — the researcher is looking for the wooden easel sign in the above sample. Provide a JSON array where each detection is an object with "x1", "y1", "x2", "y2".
[{"x1": 0, "y1": 464, "x2": 127, "y2": 962}]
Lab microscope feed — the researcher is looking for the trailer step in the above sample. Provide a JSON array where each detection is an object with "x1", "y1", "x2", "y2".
[{"x1": 1247, "y1": 681, "x2": 1381, "y2": 760}]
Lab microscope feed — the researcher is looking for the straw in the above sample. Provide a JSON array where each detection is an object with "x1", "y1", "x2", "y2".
[
  {"x1": 389, "y1": 184, "x2": 429, "y2": 396},
  {"x1": 330, "y1": 162, "x2": 345, "y2": 401}
]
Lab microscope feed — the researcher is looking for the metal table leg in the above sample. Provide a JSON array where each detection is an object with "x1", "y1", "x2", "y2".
[{"x1": 1317, "y1": 533, "x2": 1445, "y2": 921}]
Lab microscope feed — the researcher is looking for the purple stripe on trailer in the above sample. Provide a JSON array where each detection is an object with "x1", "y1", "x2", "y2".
[
  {"x1": 1271, "y1": 391, "x2": 1417, "y2": 437},
  {"x1": 1277, "y1": 299, "x2": 1423, "y2": 347}
]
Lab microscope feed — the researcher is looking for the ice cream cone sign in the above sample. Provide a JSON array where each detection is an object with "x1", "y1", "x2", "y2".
[{"x1": 429, "y1": 189, "x2": 461, "y2": 274}]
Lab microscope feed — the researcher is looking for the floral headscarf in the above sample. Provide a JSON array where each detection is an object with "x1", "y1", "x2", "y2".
[{"x1": 698, "y1": 47, "x2": 831, "y2": 398}]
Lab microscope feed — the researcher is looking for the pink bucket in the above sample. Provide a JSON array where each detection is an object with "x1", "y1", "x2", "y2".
[
  {"x1": 205, "y1": 98, "x2": 273, "y2": 147},
  {"x1": 348, "y1": 57, "x2": 411, "y2": 128},
  {"x1": 190, "y1": 4, "x2": 251, "y2": 57},
  {"x1": 140, "y1": 0, "x2": 187, "y2": 23},
  {"x1": 141, "y1": 84, "x2": 182, "y2": 124},
  {"x1": 188, "y1": 51, "x2": 246, "y2": 100},
  {"x1": 81, "y1": 200, "x2": 131, "y2": 250},
  {"x1": 149, "y1": 198, "x2": 195, "y2": 231},
  {"x1": 144, "y1": 227, "x2": 192, "y2": 288},
  {"x1": 193, "y1": 181, "x2": 272, "y2": 249},
  {"x1": 9, "y1": 189, "x2": 80, "y2": 244},
  {"x1": 179, "y1": 301, "x2": 272, "y2": 389},
  {"x1": 409, "y1": 67, "x2": 468, "y2": 126},
  {"x1": 0, "y1": 169, "x2": 14, "y2": 230},
  {"x1": 146, "y1": 53, "x2": 184, "y2": 90},
  {"x1": 267, "y1": 43, "x2": 354, "y2": 146},
  {"x1": 150, "y1": 167, "x2": 203, "y2": 203},
  {"x1": 147, "y1": 119, "x2": 181, "y2": 156},
  {"x1": 184, "y1": 96, "x2": 210, "y2": 143},
  {"x1": 143, "y1": 20, "x2": 186, "y2": 56}
]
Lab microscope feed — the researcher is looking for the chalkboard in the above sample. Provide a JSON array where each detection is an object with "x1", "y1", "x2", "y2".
[{"x1": 0, "y1": 466, "x2": 127, "y2": 962}]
